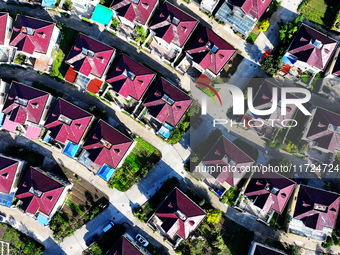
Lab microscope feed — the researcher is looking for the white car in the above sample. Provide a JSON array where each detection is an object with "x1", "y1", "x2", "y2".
[{"x1": 136, "y1": 234, "x2": 149, "y2": 247}]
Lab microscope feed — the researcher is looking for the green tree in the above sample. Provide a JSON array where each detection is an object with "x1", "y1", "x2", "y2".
[
  {"x1": 258, "y1": 20, "x2": 270, "y2": 32},
  {"x1": 279, "y1": 158, "x2": 292, "y2": 167},
  {"x1": 297, "y1": 141, "x2": 308, "y2": 153},
  {"x1": 206, "y1": 209, "x2": 222, "y2": 224},
  {"x1": 261, "y1": 55, "x2": 282, "y2": 76}
]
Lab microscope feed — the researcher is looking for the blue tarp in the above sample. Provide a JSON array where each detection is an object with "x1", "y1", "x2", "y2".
[
  {"x1": 37, "y1": 214, "x2": 49, "y2": 226},
  {"x1": 97, "y1": 164, "x2": 115, "y2": 181},
  {"x1": 42, "y1": 0, "x2": 56, "y2": 7},
  {"x1": 63, "y1": 141, "x2": 80, "y2": 158},
  {"x1": 282, "y1": 55, "x2": 295, "y2": 65},
  {"x1": 0, "y1": 113, "x2": 4, "y2": 127}
]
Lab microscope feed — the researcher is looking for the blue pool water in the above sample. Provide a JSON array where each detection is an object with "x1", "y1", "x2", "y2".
[{"x1": 63, "y1": 142, "x2": 80, "y2": 158}]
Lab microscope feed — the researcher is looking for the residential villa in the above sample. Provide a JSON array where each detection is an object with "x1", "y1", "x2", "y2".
[
  {"x1": 200, "y1": 0, "x2": 220, "y2": 15},
  {"x1": 148, "y1": 187, "x2": 206, "y2": 247},
  {"x1": 196, "y1": 135, "x2": 254, "y2": 193},
  {"x1": 0, "y1": 155, "x2": 24, "y2": 207},
  {"x1": 215, "y1": 0, "x2": 272, "y2": 37},
  {"x1": 78, "y1": 120, "x2": 134, "y2": 181},
  {"x1": 42, "y1": 98, "x2": 94, "y2": 158},
  {"x1": 177, "y1": 27, "x2": 236, "y2": 81},
  {"x1": 248, "y1": 241, "x2": 287, "y2": 255},
  {"x1": 288, "y1": 185, "x2": 340, "y2": 241},
  {"x1": 302, "y1": 107, "x2": 340, "y2": 161},
  {"x1": 9, "y1": 15, "x2": 60, "y2": 73},
  {"x1": 321, "y1": 47, "x2": 340, "y2": 98},
  {"x1": 0, "y1": 12, "x2": 14, "y2": 64},
  {"x1": 15, "y1": 167, "x2": 72, "y2": 226},
  {"x1": 241, "y1": 80, "x2": 298, "y2": 138},
  {"x1": 239, "y1": 169, "x2": 295, "y2": 222},
  {"x1": 281, "y1": 24, "x2": 337, "y2": 82},
  {"x1": 107, "y1": 236, "x2": 143, "y2": 255},
  {"x1": 106, "y1": 54, "x2": 156, "y2": 102},
  {"x1": 64, "y1": 33, "x2": 116, "y2": 94},
  {"x1": 1, "y1": 82, "x2": 53, "y2": 140},
  {"x1": 148, "y1": 1, "x2": 198, "y2": 65},
  {"x1": 70, "y1": 0, "x2": 100, "y2": 19},
  {"x1": 110, "y1": 0, "x2": 158, "y2": 31},
  {"x1": 142, "y1": 78, "x2": 191, "y2": 137}
]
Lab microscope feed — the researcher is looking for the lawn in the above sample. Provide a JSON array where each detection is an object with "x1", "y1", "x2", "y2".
[
  {"x1": 246, "y1": 32, "x2": 259, "y2": 44},
  {"x1": 0, "y1": 223, "x2": 44, "y2": 255},
  {"x1": 52, "y1": 23, "x2": 78, "y2": 79},
  {"x1": 108, "y1": 137, "x2": 161, "y2": 191},
  {"x1": 49, "y1": 165, "x2": 109, "y2": 242},
  {"x1": 175, "y1": 216, "x2": 254, "y2": 255},
  {"x1": 298, "y1": 0, "x2": 339, "y2": 28}
]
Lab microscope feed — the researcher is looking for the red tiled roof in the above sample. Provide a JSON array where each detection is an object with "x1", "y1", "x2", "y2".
[
  {"x1": 293, "y1": 185, "x2": 340, "y2": 231},
  {"x1": 306, "y1": 107, "x2": 340, "y2": 153},
  {"x1": 249, "y1": 80, "x2": 297, "y2": 125},
  {"x1": 0, "y1": 13, "x2": 9, "y2": 45},
  {"x1": 111, "y1": 0, "x2": 158, "y2": 25},
  {"x1": 15, "y1": 167, "x2": 65, "y2": 216},
  {"x1": 107, "y1": 236, "x2": 142, "y2": 255},
  {"x1": 155, "y1": 188, "x2": 206, "y2": 239},
  {"x1": 66, "y1": 33, "x2": 115, "y2": 78},
  {"x1": 10, "y1": 15, "x2": 55, "y2": 54},
  {"x1": 106, "y1": 55, "x2": 156, "y2": 100},
  {"x1": 44, "y1": 98, "x2": 93, "y2": 144},
  {"x1": 0, "y1": 156, "x2": 19, "y2": 194},
  {"x1": 232, "y1": 0, "x2": 272, "y2": 19},
  {"x1": 245, "y1": 170, "x2": 295, "y2": 214},
  {"x1": 203, "y1": 136, "x2": 254, "y2": 187},
  {"x1": 288, "y1": 24, "x2": 338, "y2": 71},
  {"x1": 187, "y1": 27, "x2": 236, "y2": 75},
  {"x1": 143, "y1": 78, "x2": 192, "y2": 126},
  {"x1": 87, "y1": 78, "x2": 103, "y2": 94},
  {"x1": 2, "y1": 82, "x2": 50, "y2": 125},
  {"x1": 149, "y1": 2, "x2": 198, "y2": 47},
  {"x1": 83, "y1": 120, "x2": 133, "y2": 169},
  {"x1": 64, "y1": 66, "x2": 78, "y2": 84}
]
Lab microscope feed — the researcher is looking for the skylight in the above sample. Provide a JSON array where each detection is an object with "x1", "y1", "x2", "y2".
[
  {"x1": 175, "y1": 210, "x2": 187, "y2": 221},
  {"x1": 29, "y1": 186, "x2": 43, "y2": 197},
  {"x1": 314, "y1": 203, "x2": 327, "y2": 212},
  {"x1": 131, "y1": 0, "x2": 140, "y2": 4},
  {"x1": 162, "y1": 94, "x2": 175, "y2": 105},
  {"x1": 100, "y1": 138, "x2": 112, "y2": 149},
  {"x1": 312, "y1": 39, "x2": 322, "y2": 49},
  {"x1": 14, "y1": 96, "x2": 28, "y2": 107},
  {"x1": 211, "y1": 45, "x2": 219, "y2": 53},
  {"x1": 82, "y1": 48, "x2": 95, "y2": 58},
  {"x1": 23, "y1": 27, "x2": 35, "y2": 35},
  {"x1": 122, "y1": 70, "x2": 136, "y2": 81},
  {"x1": 172, "y1": 17, "x2": 180, "y2": 26},
  {"x1": 58, "y1": 114, "x2": 72, "y2": 125}
]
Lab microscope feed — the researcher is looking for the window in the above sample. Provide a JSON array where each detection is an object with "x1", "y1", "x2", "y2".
[{"x1": 58, "y1": 114, "x2": 72, "y2": 125}]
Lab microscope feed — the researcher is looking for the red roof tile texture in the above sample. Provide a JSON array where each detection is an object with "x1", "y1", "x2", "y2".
[
  {"x1": 203, "y1": 136, "x2": 254, "y2": 187},
  {"x1": 143, "y1": 78, "x2": 192, "y2": 126},
  {"x1": 187, "y1": 27, "x2": 235, "y2": 75},
  {"x1": 306, "y1": 107, "x2": 340, "y2": 153},
  {"x1": 2, "y1": 82, "x2": 50, "y2": 125},
  {"x1": 10, "y1": 15, "x2": 55, "y2": 55},
  {"x1": 15, "y1": 167, "x2": 65, "y2": 216},
  {"x1": 288, "y1": 24, "x2": 338, "y2": 71},
  {"x1": 149, "y1": 2, "x2": 198, "y2": 47},
  {"x1": 44, "y1": 98, "x2": 93, "y2": 144},
  {"x1": 293, "y1": 185, "x2": 340, "y2": 231},
  {"x1": 155, "y1": 188, "x2": 206, "y2": 239},
  {"x1": 111, "y1": 0, "x2": 158, "y2": 25},
  {"x1": 66, "y1": 33, "x2": 115, "y2": 78},
  {"x1": 0, "y1": 12, "x2": 9, "y2": 45},
  {"x1": 106, "y1": 55, "x2": 156, "y2": 100},
  {"x1": 245, "y1": 170, "x2": 295, "y2": 214},
  {"x1": 83, "y1": 120, "x2": 133, "y2": 169},
  {"x1": 232, "y1": 0, "x2": 272, "y2": 19},
  {"x1": 107, "y1": 236, "x2": 142, "y2": 255},
  {"x1": 0, "y1": 156, "x2": 19, "y2": 194}
]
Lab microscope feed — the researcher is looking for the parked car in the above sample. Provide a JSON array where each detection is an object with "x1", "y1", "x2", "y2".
[
  {"x1": 192, "y1": 118, "x2": 203, "y2": 129},
  {"x1": 136, "y1": 234, "x2": 149, "y2": 247},
  {"x1": 86, "y1": 234, "x2": 99, "y2": 247},
  {"x1": 0, "y1": 215, "x2": 5, "y2": 223}
]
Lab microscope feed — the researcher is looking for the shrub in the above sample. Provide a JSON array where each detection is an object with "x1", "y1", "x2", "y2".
[
  {"x1": 111, "y1": 18, "x2": 119, "y2": 29},
  {"x1": 258, "y1": 20, "x2": 270, "y2": 32},
  {"x1": 322, "y1": 236, "x2": 334, "y2": 248},
  {"x1": 14, "y1": 54, "x2": 26, "y2": 65},
  {"x1": 63, "y1": 0, "x2": 72, "y2": 10}
]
